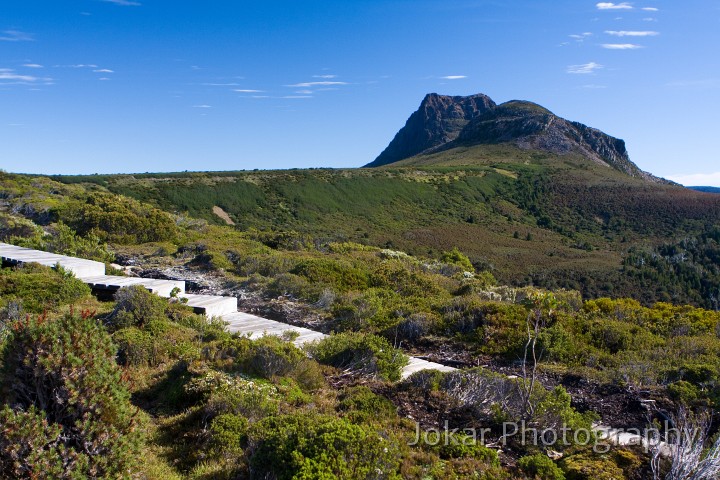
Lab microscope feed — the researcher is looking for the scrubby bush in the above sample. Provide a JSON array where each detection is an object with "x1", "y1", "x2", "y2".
[
  {"x1": 0, "y1": 263, "x2": 91, "y2": 313},
  {"x1": 291, "y1": 258, "x2": 370, "y2": 292},
  {"x1": 0, "y1": 312, "x2": 143, "y2": 478},
  {"x1": 248, "y1": 413, "x2": 402, "y2": 480},
  {"x1": 186, "y1": 370, "x2": 279, "y2": 421},
  {"x1": 58, "y1": 192, "x2": 178, "y2": 244},
  {"x1": 441, "y1": 247, "x2": 474, "y2": 272},
  {"x1": 109, "y1": 284, "x2": 168, "y2": 329},
  {"x1": 308, "y1": 332, "x2": 408, "y2": 381},
  {"x1": 518, "y1": 454, "x2": 565, "y2": 480},
  {"x1": 11, "y1": 222, "x2": 114, "y2": 263},
  {"x1": 559, "y1": 452, "x2": 625, "y2": 480},
  {"x1": 337, "y1": 386, "x2": 397, "y2": 423}
]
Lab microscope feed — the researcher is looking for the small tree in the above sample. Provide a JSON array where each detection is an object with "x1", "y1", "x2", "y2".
[
  {"x1": 520, "y1": 291, "x2": 557, "y2": 421},
  {"x1": 650, "y1": 408, "x2": 720, "y2": 480},
  {"x1": 0, "y1": 312, "x2": 144, "y2": 478}
]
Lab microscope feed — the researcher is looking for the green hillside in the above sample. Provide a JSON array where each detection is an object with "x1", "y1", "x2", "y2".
[
  {"x1": 3, "y1": 165, "x2": 720, "y2": 479},
  {"x1": 49, "y1": 145, "x2": 720, "y2": 307}
]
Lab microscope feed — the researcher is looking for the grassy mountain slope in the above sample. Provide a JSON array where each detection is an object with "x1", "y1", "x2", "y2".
[{"x1": 48, "y1": 145, "x2": 720, "y2": 307}]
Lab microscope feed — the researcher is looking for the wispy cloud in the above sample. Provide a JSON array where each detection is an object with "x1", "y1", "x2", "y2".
[
  {"x1": 567, "y1": 62, "x2": 603, "y2": 74},
  {"x1": 313, "y1": 74, "x2": 337, "y2": 79},
  {"x1": 193, "y1": 104, "x2": 212, "y2": 108},
  {"x1": 100, "y1": 0, "x2": 141, "y2": 6},
  {"x1": 56, "y1": 64, "x2": 99, "y2": 69},
  {"x1": 581, "y1": 84, "x2": 608, "y2": 89},
  {"x1": 202, "y1": 82, "x2": 242, "y2": 86},
  {"x1": 22, "y1": 63, "x2": 43, "y2": 68},
  {"x1": 234, "y1": 89, "x2": 264, "y2": 93},
  {"x1": 570, "y1": 32, "x2": 593, "y2": 41},
  {"x1": 282, "y1": 95, "x2": 312, "y2": 99},
  {"x1": 642, "y1": 7, "x2": 659, "y2": 11},
  {"x1": 286, "y1": 81, "x2": 348, "y2": 87},
  {"x1": 441, "y1": 75, "x2": 467, "y2": 80},
  {"x1": 295, "y1": 89, "x2": 313, "y2": 94},
  {"x1": 605, "y1": 30, "x2": 659, "y2": 37},
  {"x1": 666, "y1": 172, "x2": 720, "y2": 187},
  {"x1": 596, "y1": 2, "x2": 633, "y2": 10},
  {"x1": 602, "y1": 43, "x2": 644, "y2": 49},
  {"x1": 0, "y1": 30, "x2": 33, "y2": 42},
  {"x1": 0, "y1": 68, "x2": 52, "y2": 85}
]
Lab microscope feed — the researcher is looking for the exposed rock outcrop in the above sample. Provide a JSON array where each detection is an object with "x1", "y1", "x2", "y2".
[{"x1": 366, "y1": 93, "x2": 661, "y2": 182}]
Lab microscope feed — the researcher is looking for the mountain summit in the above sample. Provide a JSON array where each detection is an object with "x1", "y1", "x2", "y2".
[{"x1": 365, "y1": 93, "x2": 656, "y2": 181}]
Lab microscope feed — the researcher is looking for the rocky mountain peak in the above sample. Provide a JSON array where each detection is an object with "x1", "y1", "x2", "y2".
[
  {"x1": 364, "y1": 93, "x2": 496, "y2": 168},
  {"x1": 365, "y1": 93, "x2": 662, "y2": 182}
]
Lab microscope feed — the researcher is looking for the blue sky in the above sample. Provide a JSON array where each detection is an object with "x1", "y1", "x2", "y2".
[{"x1": 1, "y1": 1, "x2": 719, "y2": 185}]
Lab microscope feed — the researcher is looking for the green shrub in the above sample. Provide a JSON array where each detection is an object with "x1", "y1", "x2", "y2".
[
  {"x1": 11, "y1": 222, "x2": 114, "y2": 263},
  {"x1": 248, "y1": 413, "x2": 402, "y2": 480},
  {"x1": 432, "y1": 433, "x2": 499, "y2": 464},
  {"x1": 518, "y1": 454, "x2": 565, "y2": 480},
  {"x1": 337, "y1": 386, "x2": 397, "y2": 423},
  {"x1": 0, "y1": 263, "x2": 91, "y2": 313},
  {"x1": 308, "y1": 332, "x2": 409, "y2": 382},
  {"x1": 209, "y1": 413, "x2": 249, "y2": 459},
  {"x1": 0, "y1": 312, "x2": 143, "y2": 478},
  {"x1": 186, "y1": 371, "x2": 279, "y2": 421},
  {"x1": 291, "y1": 258, "x2": 370, "y2": 292},
  {"x1": 441, "y1": 247, "x2": 474, "y2": 272},
  {"x1": 559, "y1": 452, "x2": 625, "y2": 480},
  {"x1": 109, "y1": 284, "x2": 168, "y2": 329},
  {"x1": 247, "y1": 335, "x2": 306, "y2": 379},
  {"x1": 58, "y1": 192, "x2": 178, "y2": 244}
]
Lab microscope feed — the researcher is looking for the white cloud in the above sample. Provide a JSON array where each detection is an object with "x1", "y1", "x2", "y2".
[
  {"x1": 567, "y1": 62, "x2": 604, "y2": 74},
  {"x1": 0, "y1": 30, "x2": 33, "y2": 42},
  {"x1": 596, "y1": 2, "x2": 633, "y2": 10},
  {"x1": 234, "y1": 89, "x2": 263, "y2": 93},
  {"x1": 602, "y1": 43, "x2": 644, "y2": 49},
  {"x1": 100, "y1": 0, "x2": 141, "y2": 6},
  {"x1": 313, "y1": 74, "x2": 337, "y2": 79},
  {"x1": 282, "y1": 95, "x2": 312, "y2": 99},
  {"x1": 666, "y1": 172, "x2": 720, "y2": 187},
  {"x1": 0, "y1": 70, "x2": 37, "y2": 82},
  {"x1": 286, "y1": 81, "x2": 348, "y2": 87},
  {"x1": 605, "y1": 30, "x2": 659, "y2": 37},
  {"x1": 57, "y1": 64, "x2": 98, "y2": 69},
  {"x1": 23, "y1": 63, "x2": 43, "y2": 68},
  {"x1": 193, "y1": 105, "x2": 212, "y2": 108},
  {"x1": 642, "y1": 7, "x2": 659, "y2": 11},
  {"x1": 0, "y1": 68, "x2": 51, "y2": 85},
  {"x1": 93, "y1": 68, "x2": 114, "y2": 73},
  {"x1": 98, "y1": 77, "x2": 110, "y2": 81},
  {"x1": 202, "y1": 82, "x2": 242, "y2": 86},
  {"x1": 570, "y1": 32, "x2": 593, "y2": 40},
  {"x1": 441, "y1": 75, "x2": 467, "y2": 80},
  {"x1": 295, "y1": 89, "x2": 313, "y2": 94}
]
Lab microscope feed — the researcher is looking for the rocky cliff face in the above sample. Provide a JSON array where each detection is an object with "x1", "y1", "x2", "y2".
[
  {"x1": 366, "y1": 94, "x2": 658, "y2": 181},
  {"x1": 364, "y1": 93, "x2": 496, "y2": 168}
]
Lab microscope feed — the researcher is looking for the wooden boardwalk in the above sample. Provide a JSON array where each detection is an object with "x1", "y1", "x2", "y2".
[{"x1": 0, "y1": 241, "x2": 455, "y2": 379}]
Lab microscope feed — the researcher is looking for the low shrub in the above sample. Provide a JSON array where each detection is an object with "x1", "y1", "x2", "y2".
[
  {"x1": 308, "y1": 332, "x2": 409, "y2": 382},
  {"x1": 337, "y1": 386, "x2": 397, "y2": 423},
  {"x1": 0, "y1": 263, "x2": 91, "y2": 313},
  {"x1": 248, "y1": 413, "x2": 402, "y2": 480},
  {"x1": 518, "y1": 454, "x2": 565, "y2": 480},
  {"x1": 0, "y1": 312, "x2": 143, "y2": 478}
]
